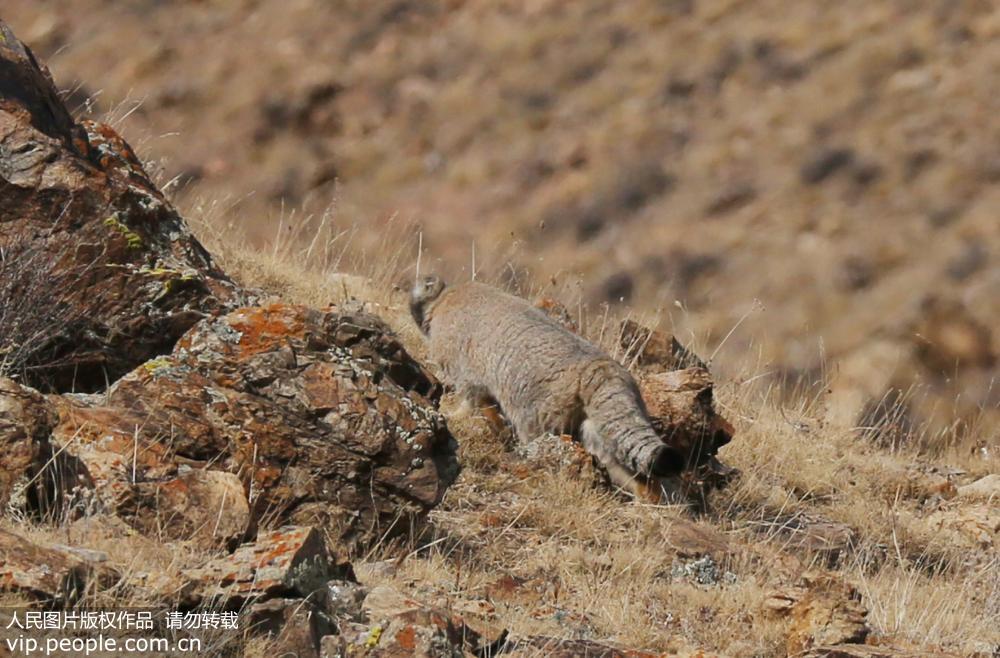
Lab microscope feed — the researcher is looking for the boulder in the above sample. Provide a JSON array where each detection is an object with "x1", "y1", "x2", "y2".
[
  {"x1": 184, "y1": 526, "x2": 346, "y2": 607},
  {"x1": 43, "y1": 302, "x2": 457, "y2": 548},
  {"x1": 0, "y1": 20, "x2": 245, "y2": 393},
  {"x1": 0, "y1": 529, "x2": 118, "y2": 604}
]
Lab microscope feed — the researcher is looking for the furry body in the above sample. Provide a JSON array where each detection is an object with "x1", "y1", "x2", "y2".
[{"x1": 410, "y1": 277, "x2": 683, "y2": 478}]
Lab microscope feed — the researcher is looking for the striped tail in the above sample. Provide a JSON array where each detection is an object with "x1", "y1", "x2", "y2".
[{"x1": 583, "y1": 379, "x2": 685, "y2": 478}]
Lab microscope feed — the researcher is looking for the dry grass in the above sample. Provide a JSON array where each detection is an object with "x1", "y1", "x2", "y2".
[
  {"x1": 3, "y1": 198, "x2": 995, "y2": 655},
  {"x1": 167, "y1": 216, "x2": 997, "y2": 656},
  {"x1": 2, "y1": 2, "x2": 998, "y2": 655}
]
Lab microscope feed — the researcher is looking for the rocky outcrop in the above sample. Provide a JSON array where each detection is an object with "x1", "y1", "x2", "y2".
[
  {"x1": 341, "y1": 585, "x2": 490, "y2": 657},
  {"x1": 126, "y1": 470, "x2": 251, "y2": 549},
  {"x1": 0, "y1": 20, "x2": 245, "y2": 392},
  {"x1": 34, "y1": 303, "x2": 457, "y2": 548},
  {"x1": 184, "y1": 525, "x2": 347, "y2": 607},
  {"x1": 0, "y1": 377, "x2": 89, "y2": 517},
  {"x1": 0, "y1": 32, "x2": 459, "y2": 649}
]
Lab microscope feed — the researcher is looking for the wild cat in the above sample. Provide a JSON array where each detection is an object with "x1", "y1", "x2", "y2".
[{"x1": 410, "y1": 275, "x2": 684, "y2": 481}]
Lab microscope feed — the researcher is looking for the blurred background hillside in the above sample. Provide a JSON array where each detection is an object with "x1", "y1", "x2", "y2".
[{"x1": 5, "y1": 0, "x2": 998, "y2": 451}]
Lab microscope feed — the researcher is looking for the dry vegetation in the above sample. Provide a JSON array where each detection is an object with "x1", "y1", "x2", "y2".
[
  {"x1": 3, "y1": 1, "x2": 998, "y2": 655},
  {"x1": 186, "y1": 216, "x2": 997, "y2": 656},
  {"x1": 2, "y1": 193, "x2": 996, "y2": 656}
]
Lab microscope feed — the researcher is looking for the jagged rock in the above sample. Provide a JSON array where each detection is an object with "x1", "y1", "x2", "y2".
[
  {"x1": 124, "y1": 470, "x2": 250, "y2": 548},
  {"x1": 249, "y1": 597, "x2": 335, "y2": 658},
  {"x1": 347, "y1": 586, "x2": 488, "y2": 657},
  {"x1": 0, "y1": 20, "x2": 245, "y2": 393},
  {"x1": 0, "y1": 378, "x2": 56, "y2": 510},
  {"x1": 0, "y1": 529, "x2": 118, "y2": 604},
  {"x1": 325, "y1": 579, "x2": 368, "y2": 621},
  {"x1": 638, "y1": 368, "x2": 733, "y2": 471},
  {"x1": 43, "y1": 303, "x2": 457, "y2": 548},
  {"x1": 616, "y1": 321, "x2": 735, "y2": 490},
  {"x1": 45, "y1": 392, "x2": 178, "y2": 520},
  {"x1": 0, "y1": 378, "x2": 92, "y2": 518},
  {"x1": 184, "y1": 526, "x2": 347, "y2": 607},
  {"x1": 765, "y1": 572, "x2": 868, "y2": 655}
]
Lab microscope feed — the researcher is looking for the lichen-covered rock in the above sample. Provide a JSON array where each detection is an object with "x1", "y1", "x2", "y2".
[
  {"x1": 0, "y1": 377, "x2": 91, "y2": 517},
  {"x1": 249, "y1": 597, "x2": 335, "y2": 658},
  {"x1": 347, "y1": 585, "x2": 487, "y2": 657},
  {"x1": 765, "y1": 572, "x2": 869, "y2": 655},
  {"x1": 43, "y1": 302, "x2": 458, "y2": 548},
  {"x1": 0, "y1": 378, "x2": 56, "y2": 510},
  {"x1": 0, "y1": 529, "x2": 118, "y2": 604},
  {"x1": 0, "y1": 20, "x2": 245, "y2": 392},
  {"x1": 184, "y1": 526, "x2": 347, "y2": 607}
]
